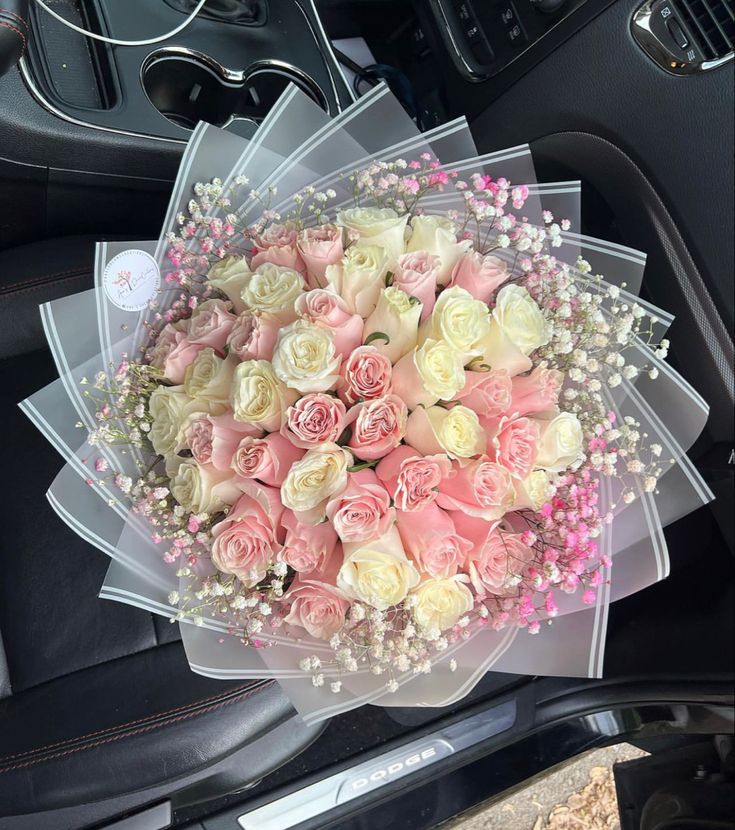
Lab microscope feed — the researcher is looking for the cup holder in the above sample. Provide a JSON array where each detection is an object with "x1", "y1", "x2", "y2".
[{"x1": 141, "y1": 47, "x2": 329, "y2": 131}]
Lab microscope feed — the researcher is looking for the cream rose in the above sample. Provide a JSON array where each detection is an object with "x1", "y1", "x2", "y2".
[
  {"x1": 406, "y1": 215, "x2": 471, "y2": 285},
  {"x1": 514, "y1": 469, "x2": 555, "y2": 511},
  {"x1": 169, "y1": 458, "x2": 240, "y2": 514},
  {"x1": 405, "y1": 404, "x2": 486, "y2": 460},
  {"x1": 420, "y1": 285, "x2": 491, "y2": 360},
  {"x1": 148, "y1": 386, "x2": 191, "y2": 457},
  {"x1": 391, "y1": 339, "x2": 465, "y2": 409},
  {"x1": 327, "y1": 244, "x2": 388, "y2": 318},
  {"x1": 184, "y1": 348, "x2": 237, "y2": 404},
  {"x1": 410, "y1": 577, "x2": 474, "y2": 633},
  {"x1": 207, "y1": 256, "x2": 251, "y2": 313},
  {"x1": 336, "y1": 207, "x2": 409, "y2": 263},
  {"x1": 230, "y1": 360, "x2": 296, "y2": 431},
  {"x1": 479, "y1": 284, "x2": 550, "y2": 376},
  {"x1": 337, "y1": 526, "x2": 420, "y2": 611},
  {"x1": 280, "y1": 442, "x2": 352, "y2": 523},
  {"x1": 241, "y1": 263, "x2": 305, "y2": 322},
  {"x1": 533, "y1": 413, "x2": 584, "y2": 472},
  {"x1": 272, "y1": 320, "x2": 341, "y2": 394},
  {"x1": 362, "y1": 286, "x2": 422, "y2": 364}
]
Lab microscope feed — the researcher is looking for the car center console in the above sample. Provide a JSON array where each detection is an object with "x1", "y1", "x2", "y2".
[
  {"x1": 19, "y1": 0, "x2": 353, "y2": 142},
  {"x1": 429, "y1": 0, "x2": 597, "y2": 81}
]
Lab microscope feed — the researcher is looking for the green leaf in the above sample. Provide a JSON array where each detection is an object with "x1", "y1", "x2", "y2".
[
  {"x1": 348, "y1": 460, "x2": 377, "y2": 473},
  {"x1": 364, "y1": 331, "x2": 390, "y2": 346}
]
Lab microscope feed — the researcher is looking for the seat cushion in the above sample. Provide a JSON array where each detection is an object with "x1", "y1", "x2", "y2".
[
  {"x1": 0, "y1": 235, "x2": 116, "y2": 359},
  {"x1": 0, "y1": 238, "x2": 324, "y2": 827}
]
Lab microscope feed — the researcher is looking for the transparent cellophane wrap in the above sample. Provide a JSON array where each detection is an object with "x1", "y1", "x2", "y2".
[{"x1": 22, "y1": 85, "x2": 713, "y2": 724}]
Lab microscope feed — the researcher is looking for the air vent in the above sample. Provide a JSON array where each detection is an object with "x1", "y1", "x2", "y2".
[
  {"x1": 676, "y1": 0, "x2": 735, "y2": 60},
  {"x1": 632, "y1": 0, "x2": 734, "y2": 74}
]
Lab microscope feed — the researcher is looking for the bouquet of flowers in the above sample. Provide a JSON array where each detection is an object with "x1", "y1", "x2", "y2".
[{"x1": 23, "y1": 85, "x2": 713, "y2": 723}]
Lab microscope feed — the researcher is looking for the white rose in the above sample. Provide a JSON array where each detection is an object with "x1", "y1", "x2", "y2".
[
  {"x1": 148, "y1": 386, "x2": 190, "y2": 457},
  {"x1": 326, "y1": 244, "x2": 388, "y2": 318},
  {"x1": 241, "y1": 263, "x2": 305, "y2": 322},
  {"x1": 336, "y1": 207, "x2": 409, "y2": 263},
  {"x1": 521, "y1": 469, "x2": 556, "y2": 510},
  {"x1": 207, "y1": 256, "x2": 251, "y2": 313},
  {"x1": 272, "y1": 320, "x2": 341, "y2": 394},
  {"x1": 362, "y1": 286, "x2": 422, "y2": 363},
  {"x1": 230, "y1": 359, "x2": 296, "y2": 431},
  {"x1": 420, "y1": 285, "x2": 491, "y2": 360},
  {"x1": 281, "y1": 443, "x2": 352, "y2": 523},
  {"x1": 406, "y1": 404, "x2": 486, "y2": 460},
  {"x1": 168, "y1": 458, "x2": 240, "y2": 515},
  {"x1": 411, "y1": 577, "x2": 474, "y2": 632},
  {"x1": 184, "y1": 348, "x2": 237, "y2": 404},
  {"x1": 337, "y1": 526, "x2": 420, "y2": 611},
  {"x1": 392, "y1": 339, "x2": 465, "y2": 408},
  {"x1": 534, "y1": 412, "x2": 584, "y2": 472},
  {"x1": 407, "y1": 215, "x2": 472, "y2": 285},
  {"x1": 478, "y1": 284, "x2": 550, "y2": 376}
]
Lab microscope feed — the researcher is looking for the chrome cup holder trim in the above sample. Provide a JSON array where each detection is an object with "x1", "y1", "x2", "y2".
[{"x1": 140, "y1": 46, "x2": 330, "y2": 131}]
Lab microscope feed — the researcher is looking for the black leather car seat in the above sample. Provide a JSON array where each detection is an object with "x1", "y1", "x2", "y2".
[{"x1": 0, "y1": 237, "x2": 324, "y2": 830}]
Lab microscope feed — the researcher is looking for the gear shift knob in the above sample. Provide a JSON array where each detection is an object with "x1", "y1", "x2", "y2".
[
  {"x1": 164, "y1": 0, "x2": 262, "y2": 23},
  {"x1": 0, "y1": 0, "x2": 30, "y2": 77}
]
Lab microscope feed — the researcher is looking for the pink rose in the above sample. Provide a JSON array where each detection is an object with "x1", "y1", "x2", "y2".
[
  {"x1": 346, "y1": 394, "x2": 407, "y2": 461},
  {"x1": 150, "y1": 326, "x2": 206, "y2": 384},
  {"x1": 279, "y1": 508, "x2": 339, "y2": 575},
  {"x1": 454, "y1": 516, "x2": 534, "y2": 597},
  {"x1": 251, "y1": 245, "x2": 304, "y2": 272},
  {"x1": 339, "y1": 345, "x2": 392, "y2": 406},
  {"x1": 232, "y1": 432, "x2": 305, "y2": 487},
  {"x1": 395, "y1": 503, "x2": 472, "y2": 578},
  {"x1": 326, "y1": 469, "x2": 395, "y2": 543},
  {"x1": 487, "y1": 415, "x2": 540, "y2": 480},
  {"x1": 376, "y1": 445, "x2": 451, "y2": 512},
  {"x1": 437, "y1": 458, "x2": 516, "y2": 519},
  {"x1": 456, "y1": 369, "x2": 512, "y2": 417},
  {"x1": 297, "y1": 225, "x2": 344, "y2": 288},
  {"x1": 284, "y1": 579, "x2": 350, "y2": 639},
  {"x1": 226, "y1": 311, "x2": 280, "y2": 361},
  {"x1": 283, "y1": 393, "x2": 347, "y2": 448},
  {"x1": 510, "y1": 362, "x2": 563, "y2": 417},
  {"x1": 188, "y1": 299, "x2": 236, "y2": 353},
  {"x1": 394, "y1": 251, "x2": 441, "y2": 321},
  {"x1": 295, "y1": 290, "x2": 363, "y2": 358},
  {"x1": 251, "y1": 223, "x2": 305, "y2": 273},
  {"x1": 254, "y1": 222, "x2": 298, "y2": 249},
  {"x1": 210, "y1": 485, "x2": 284, "y2": 586},
  {"x1": 449, "y1": 251, "x2": 509, "y2": 302},
  {"x1": 184, "y1": 412, "x2": 260, "y2": 471}
]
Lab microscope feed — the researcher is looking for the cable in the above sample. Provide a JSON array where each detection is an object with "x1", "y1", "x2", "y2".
[{"x1": 32, "y1": 0, "x2": 207, "y2": 47}]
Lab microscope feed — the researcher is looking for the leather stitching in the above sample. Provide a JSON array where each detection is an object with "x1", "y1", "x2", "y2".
[
  {"x1": 0, "y1": 20, "x2": 26, "y2": 57},
  {"x1": 0, "y1": 272, "x2": 91, "y2": 298},
  {"x1": 0, "y1": 9, "x2": 28, "y2": 29},
  {"x1": 0, "y1": 682, "x2": 273, "y2": 774},
  {"x1": 0, "y1": 682, "x2": 258, "y2": 763},
  {"x1": 0, "y1": 267, "x2": 89, "y2": 294}
]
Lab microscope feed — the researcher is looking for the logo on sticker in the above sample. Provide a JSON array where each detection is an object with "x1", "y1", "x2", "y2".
[{"x1": 103, "y1": 250, "x2": 160, "y2": 311}]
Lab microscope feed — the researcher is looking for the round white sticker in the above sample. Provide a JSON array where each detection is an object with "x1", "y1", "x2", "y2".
[{"x1": 103, "y1": 249, "x2": 161, "y2": 312}]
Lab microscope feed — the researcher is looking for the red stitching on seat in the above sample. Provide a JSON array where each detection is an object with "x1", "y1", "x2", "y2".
[
  {"x1": 0, "y1": 20, "x2": 26, "y2": 57},
  {"x1": 0, "y1": 682, "x2": 274, "y2": 774},
  {"x1": 0, "y1": 8, "x2": 28, "y2": 28},
  {"x1": 0, "y1": 682, "x2": 257, "y2": 763}
]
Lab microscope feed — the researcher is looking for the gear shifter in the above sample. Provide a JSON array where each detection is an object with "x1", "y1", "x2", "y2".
[
  {"x1": 0, "y1": 0, "x2": 30, "y2": 77},
  {"x1": 164, "y1": 0, "x2": 264, "y2": 24}
]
